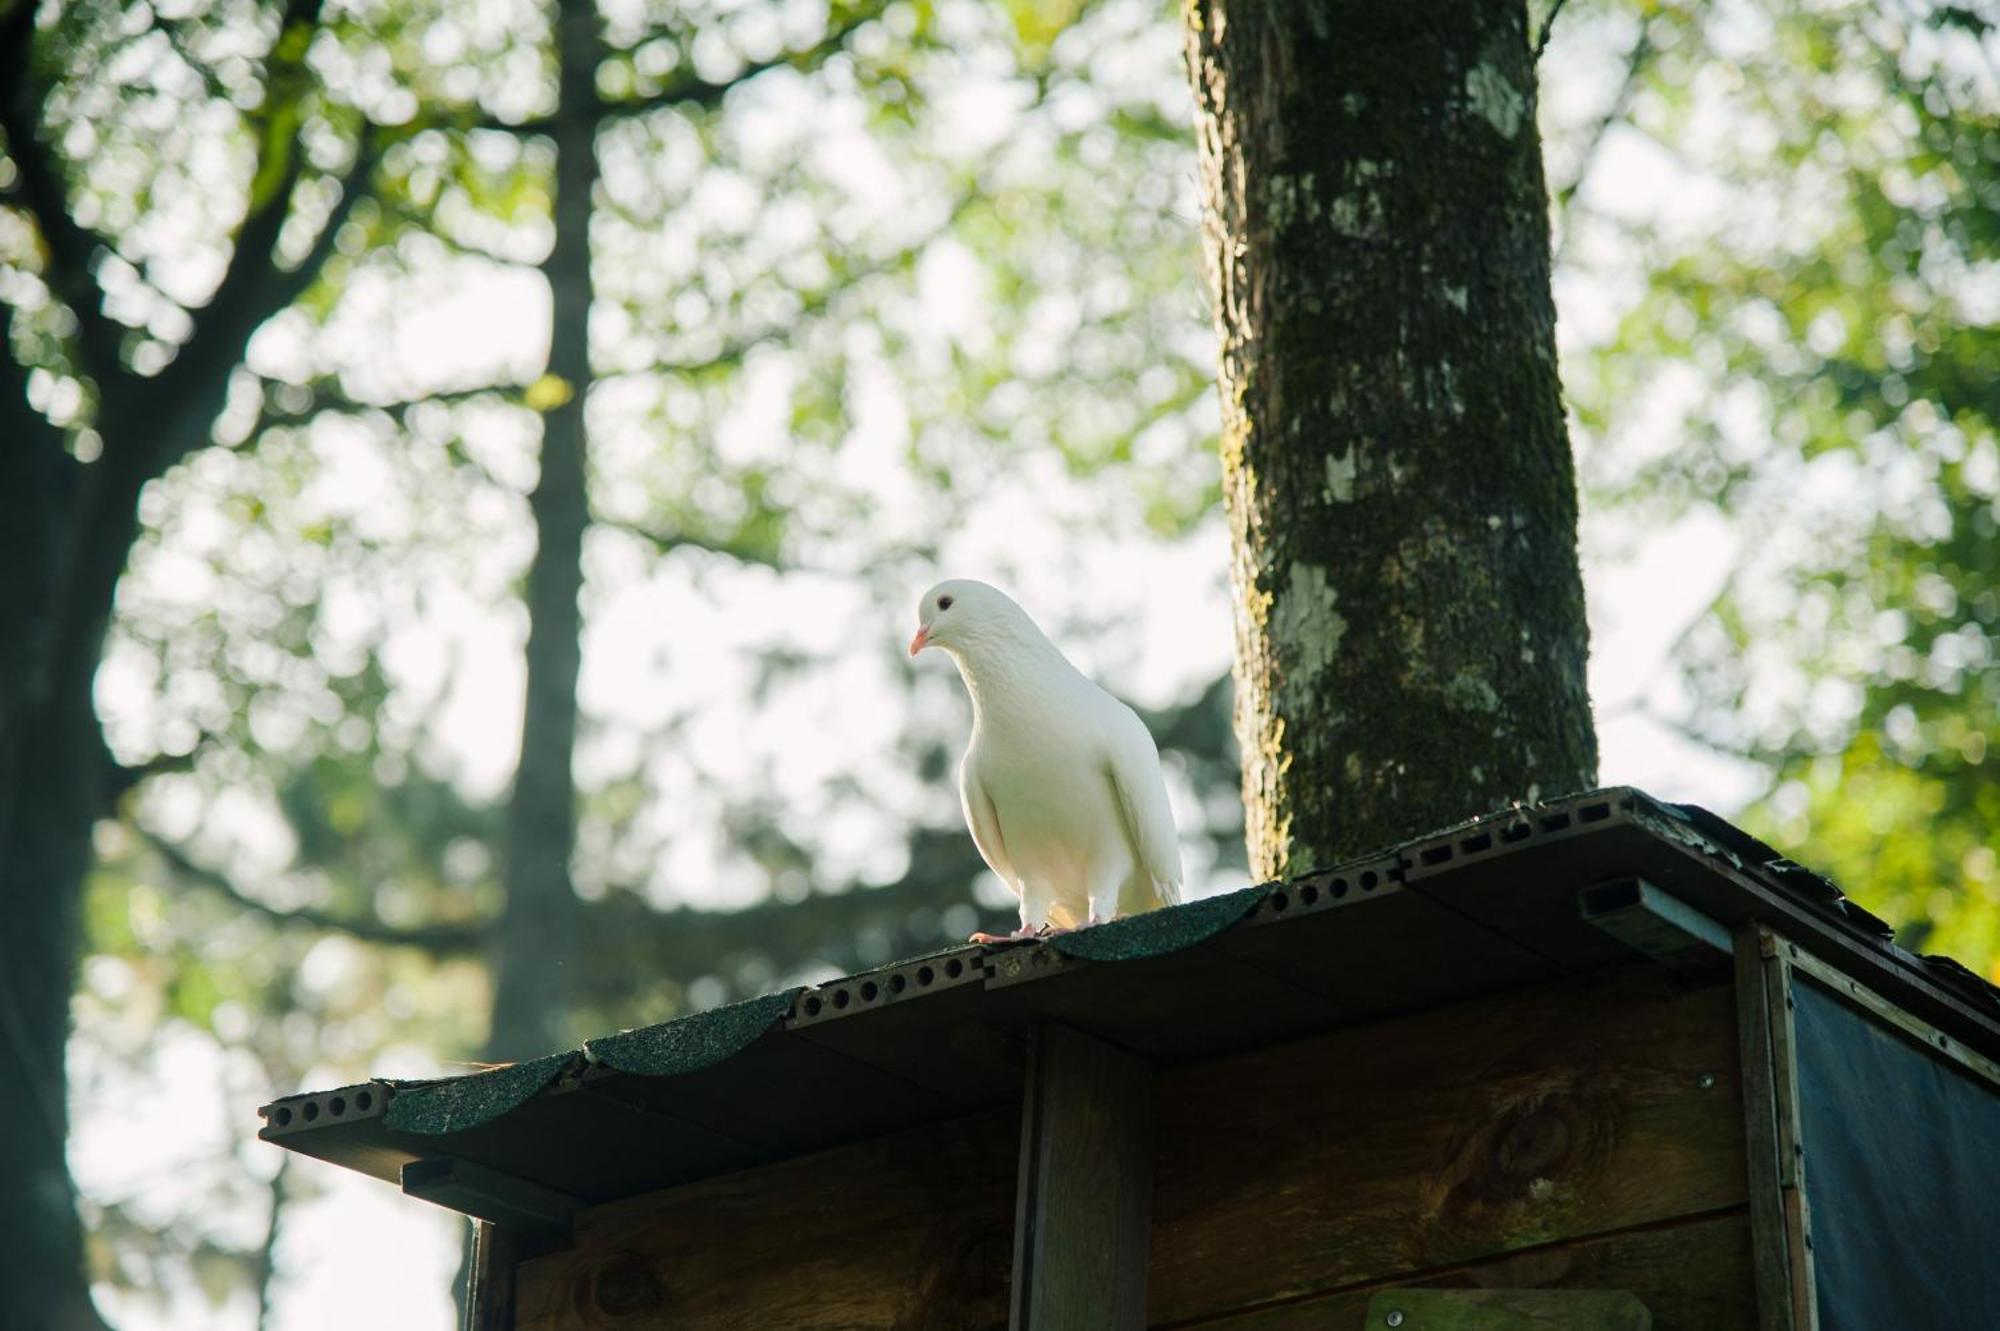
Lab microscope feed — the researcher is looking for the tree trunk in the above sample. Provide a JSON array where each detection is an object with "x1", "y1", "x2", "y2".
[
  {"x1": 0, "y1": 383, "x2": 131, "y2": 1331},
  {"x1": 487, "y1": 0, "x2": 599, "y2": 1059},
  {"x1": 0, "y1": 702, "x2": 107, "y2": 1331},
  {"x1": 0, "y1": 24, "x2": 108, "y2": 1318},
  {"x1": 1184, "y1": 0, "x2": 1597, "y2": 878},
  {"x1": 0, "y1": 4, "x2": 356, "y2": 1315}
]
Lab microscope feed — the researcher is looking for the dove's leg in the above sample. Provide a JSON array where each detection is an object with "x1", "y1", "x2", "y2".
[
  {"x1": 970, "y1": 926, "x2": 1042, "y2": 943},
  {"x1": 1039, "y1": 891, "x2": 1093, "y2": 936},
  {"x1": 1009, "y1": 877, "x2": 1090, "y2": 935},
  {"x1": 969, "y1": 878, "x2": 1054, "y2": 944}
]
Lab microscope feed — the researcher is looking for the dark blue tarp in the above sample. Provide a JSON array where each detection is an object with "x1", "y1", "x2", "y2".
[{"x1": 1794, "y1": 977, "x2": 2000, "y2": 1330}]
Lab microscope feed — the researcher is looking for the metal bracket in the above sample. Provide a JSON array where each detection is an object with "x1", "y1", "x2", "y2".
[
  {"x1": 1580, "y1": 877, "x2": 1733, "y2": 974},
  {"x1": 402, "y1": 1157, "x2": 577, "y2": 1237},
  {"x1": 982, "y1": 940, "x2": 1086, "y2": 990}
]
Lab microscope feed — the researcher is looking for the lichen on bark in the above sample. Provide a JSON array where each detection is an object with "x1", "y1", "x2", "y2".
[{"x1": 1185, "y1": 0, "x2": 1598, "y2": 879}]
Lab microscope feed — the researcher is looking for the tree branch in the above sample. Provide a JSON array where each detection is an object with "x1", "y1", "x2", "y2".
[
  {"x1": 144, "y1": 132, "x2": 376, "y2": 465},
  {"x1": 479, "y1": 7, "x2": 883, "y2": 135},
  {"x1": 0, "y1": 0, "x2": 123, "y2": 384},
  {"x1": 254, "y1": 375, "x2": 520, "y2": 427},
  {"x1": 236, "y1": 380, "x2": 533, "y2": 496},
  {"x1": 1532, "y1": 0, "x2": 1571, "y2": 62},
  {"x1": 611, "y1": 11, "x2": 880, "y2": 119},
  {"x1": 103, "y1": 743, "x2": 209, "y2": 807},
  {"x1": 1553, "y1": 30, "x2": 1652, "y2": 264},
  {"x1": 158, "y1": 16, "x2": 233, "y2": 105},
  {"x1": 137, "y1": 826, "x2": 487, "y2": 954},
  {"x1": 592, "y1": 515, "x2": 787, "y2": 568},
  {"x1": 610, "y1": 189, "x2": 974, "y2": 381},
  {"x1": 372, "y1": 192, "x2": 530, "y2": 266},
  {"x1": 1610, "y1": 695, "x2": 1775, "y2": 766},
  {"x1": 576, "y1": 826, "x2": 1010, "y2": 1000},
  {"x1": 252, "y1": 1157, "x2": 289, "y2": 1331},
  {"x1": 139, "y1": 814, "x2": 1014, "y2": 998},
  {"x1": 137, "y1": 0, "x2": 377, "y2": 478}
]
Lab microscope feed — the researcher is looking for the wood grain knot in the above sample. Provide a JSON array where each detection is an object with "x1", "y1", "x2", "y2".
[
  {"x1": 1496, "y1": 1107, "x2": 1572, "y2": 1178},
  {"x1": 1445, "y1": 1099, "x2": 1584, "y2": 1211},
  {"x1": 582, "y1": 1254, "x2": 664, "y2": 1317}
]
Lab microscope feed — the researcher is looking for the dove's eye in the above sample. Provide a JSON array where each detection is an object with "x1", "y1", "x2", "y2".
[{"x1": 938, "y1": 595, "x2": 954, "y2": 611}]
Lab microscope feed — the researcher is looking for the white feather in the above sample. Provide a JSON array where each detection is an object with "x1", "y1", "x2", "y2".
[
  {"x1": 1102, "y1": 702, "x2": 1183, "y2": 915},
  {"x1": 912, "y1": 579, "x2": 1183, "y2": 935}
]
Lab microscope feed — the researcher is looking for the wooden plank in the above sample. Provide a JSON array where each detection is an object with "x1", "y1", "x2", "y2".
[
  {"x1": 1758, "y1": 940, "x2": 1818, "y2": 1331},
  {"x1": 1185, "y1": 1210, "x2": 1754, "y2": 1331},
  {"x1": 1149, "y1": 964, "x2": 1746, "y2": 1325},
  {"x1": 466, "y1": 1221, "x2": 520, "y2": 1331},
  {"x1": 1733, "y1": 927, "x2": 1795, "y2": 1331},
  {"x1": 1011, "y1": 1024, "x2": 1155, "y2": 1330},
  {"x1": 514, "y1": 1109, "x2": 1016, "y2": 1331},
  {"x1": 1363, "y1": 1287, "x2": 1651, "y2": 1330}
]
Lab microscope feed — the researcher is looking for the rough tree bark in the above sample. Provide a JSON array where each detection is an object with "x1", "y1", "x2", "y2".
[
  {"x1": 1184, "y1": 0, "x2": 1597, "y2": 878},
  {"x1": 486, "y1": 0, "x2": 599, "y2": 1061}
]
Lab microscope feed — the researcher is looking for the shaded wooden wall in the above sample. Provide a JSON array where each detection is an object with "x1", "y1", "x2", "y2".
[{"x1": 511, "y1": 963, "x2": 1754, "y2": 1330}]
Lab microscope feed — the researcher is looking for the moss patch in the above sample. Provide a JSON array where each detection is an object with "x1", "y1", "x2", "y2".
[
  {"x1": 1052, "y1": 885, "x2": 1272, "y2": 962},
  {"x1": 583, "y1": 988, "x2": 802, "y2": 1077},
  {"x1": 385, "y1": 1050, "x2": 577, "y2": 1136}
]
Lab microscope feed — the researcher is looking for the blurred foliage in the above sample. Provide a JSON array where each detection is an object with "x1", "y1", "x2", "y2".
[
  {"x1": 4, "y1": 0, "x2": 1996, "y2": 1323},
  {"x1": 1560, "y1": 0, "x2": 1998, "y2": 977},
  {"x1": 8, "y1": 0, "x2": 1230, "y2": 1322}
]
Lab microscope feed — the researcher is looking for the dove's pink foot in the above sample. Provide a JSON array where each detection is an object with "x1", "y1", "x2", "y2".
[{"x1": 970, "y1": 926, "x2": 1042, "y2": 944}]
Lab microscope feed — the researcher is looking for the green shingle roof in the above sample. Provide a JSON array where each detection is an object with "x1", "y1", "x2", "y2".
[{"x1": 260, "y1": 786, "x2": 2000, "y2": 1226}]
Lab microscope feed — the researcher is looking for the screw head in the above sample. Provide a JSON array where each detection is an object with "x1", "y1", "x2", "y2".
[
  {"x1": 1386, "y1": 1313, "x2": 1405, "y2": 1328},
  {"x1": 1697, "y1": 1072, "x2": 1717, "y2": 1089}
]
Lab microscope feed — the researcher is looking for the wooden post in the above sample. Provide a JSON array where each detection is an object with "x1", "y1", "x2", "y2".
[
  {"x1": 1760, "y1": 937, "x2": 1819, "y2": 1331},
  {"x1": 1735, "y1": 926, "x2": 1821, "y2": 1331},
  {"x1": 1010, "y1": 1023, "x2": 1155, "y2": 1330},
  {"x1": 465, "y1": 1221, "x2": 520, "y2": 1331}
]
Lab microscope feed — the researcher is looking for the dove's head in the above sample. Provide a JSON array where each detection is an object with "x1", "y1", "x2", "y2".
[{"x1": 909, "y1": 579, "x2": 1032, "y2": 660}]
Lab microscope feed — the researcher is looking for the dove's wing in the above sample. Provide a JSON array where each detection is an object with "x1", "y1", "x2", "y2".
[
  {"x1": 1104, "y1": 706, "x2": 1182, "y2": 906},
  {"x1": 960, "y1": 762, "x2": 1019, "y2": 894}
]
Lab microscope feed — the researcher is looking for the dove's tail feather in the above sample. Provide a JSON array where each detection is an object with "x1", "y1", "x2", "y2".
[{"x1": 1116, "y1": 868, "x2": 1180, "y2": 918}]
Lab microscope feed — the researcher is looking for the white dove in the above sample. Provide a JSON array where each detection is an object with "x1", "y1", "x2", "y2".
[{"x1": 909, "y1": 579, "x2": 1182, "y2": 941}]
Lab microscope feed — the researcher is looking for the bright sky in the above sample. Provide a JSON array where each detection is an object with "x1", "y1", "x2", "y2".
[{"x1": 75, "y1": 6, "x2": 1776, "y2": 1327}]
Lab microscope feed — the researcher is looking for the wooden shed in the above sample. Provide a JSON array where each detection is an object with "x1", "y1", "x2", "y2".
[{"x1": 259, "y1": 787, "x2": 2000, "y2": 1330}]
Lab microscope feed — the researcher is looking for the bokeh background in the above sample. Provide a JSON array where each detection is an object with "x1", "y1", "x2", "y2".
[{"x1": 3, "y1": 0, "x2": 1994, "y2": 1325}]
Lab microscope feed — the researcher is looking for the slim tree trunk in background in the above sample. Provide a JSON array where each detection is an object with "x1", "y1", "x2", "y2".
[
  {"x1": 1184, "y1": 0, "x2": 1597, "y2": 879},
  {"x1": 488, "y1": 0, "x2": 599, "y2": 1059}
]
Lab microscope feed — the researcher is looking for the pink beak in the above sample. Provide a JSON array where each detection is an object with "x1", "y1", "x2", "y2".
[{"x1": 908, "y1": 625, "x2": 930, "y2": 657}]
